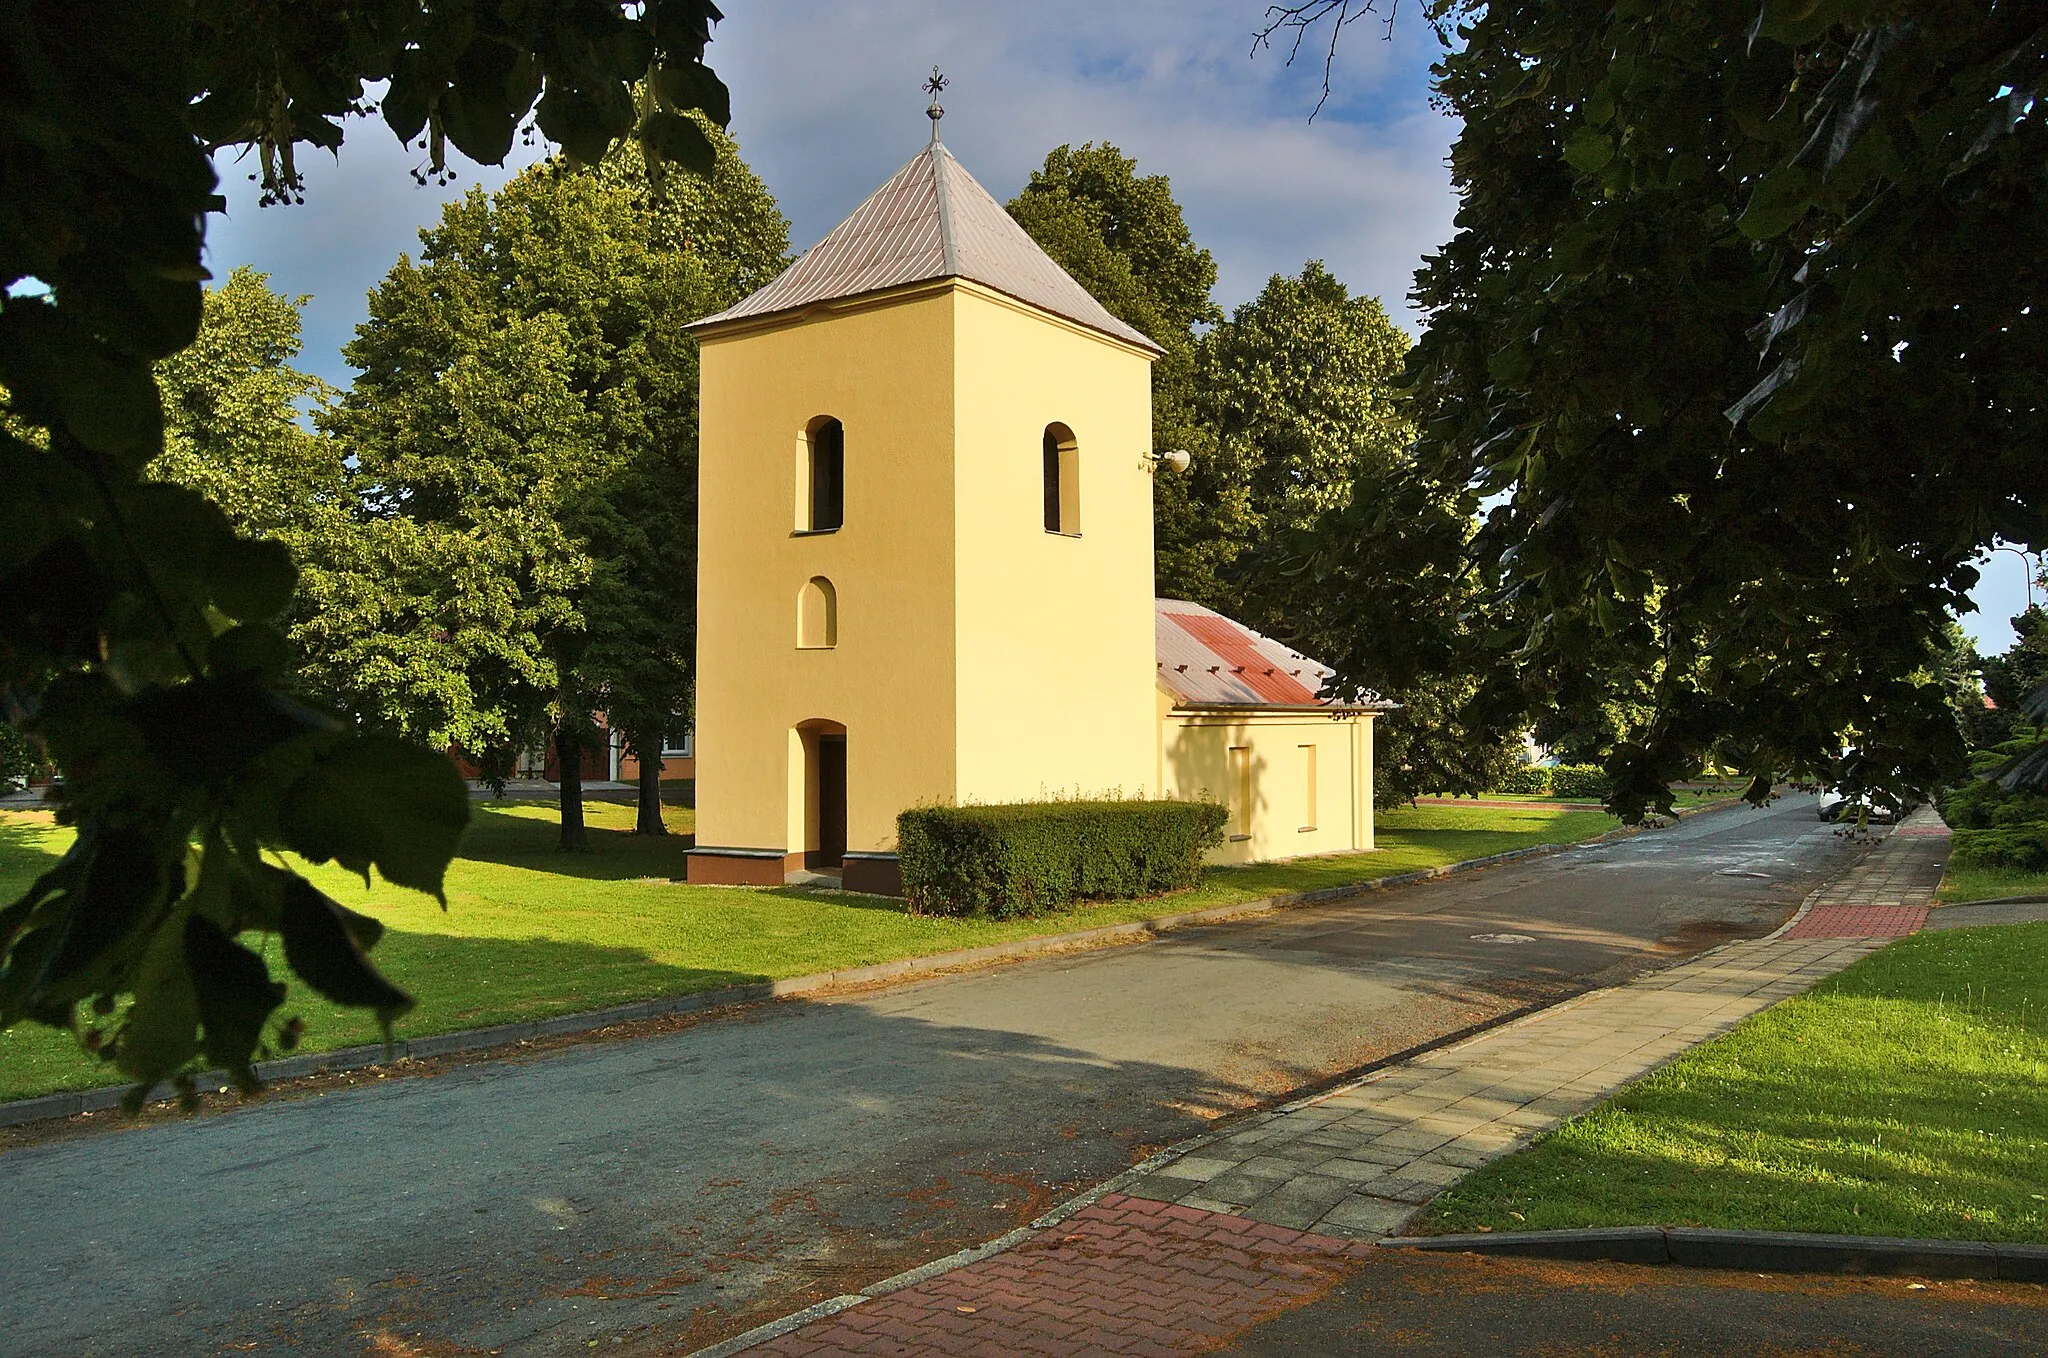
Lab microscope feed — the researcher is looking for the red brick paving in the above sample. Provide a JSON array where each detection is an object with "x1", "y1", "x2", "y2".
[
  {"x1": 751, "y1": 1193, "x2": 1371, "y2": 1356},
  {"x1": 1780, "y1": 903, "x2": 1929, "y2": 939}
]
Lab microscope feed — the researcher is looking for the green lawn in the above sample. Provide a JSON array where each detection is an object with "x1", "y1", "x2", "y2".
[
  {"x1": 1418, "y1": 923, "x2": 2048, "y2": 1243},
  {"x1": 0, "y1": 799, "x2": 1616, "y2": 1103},
  {"x1": 1938, "y1": 866, "x2": 2048, "y2": 904}
]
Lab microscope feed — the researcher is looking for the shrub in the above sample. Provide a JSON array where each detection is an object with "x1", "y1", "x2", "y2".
[
  {"x1": 1936, "y1": 774, "x2": 2048, "y2": 830},
  {"x1": 898, "y1": 799, "x2": 1228, "y2": 919},
  {"x1": 1493, "y1": 766, "x2": 1551, "y2": 796},
  {"x1": 1548, "y1": 764, "x2": 1610, "y2": 800},
  {"x1": 1948, "y1": 824, "x2": 2048, "y2": 873}
]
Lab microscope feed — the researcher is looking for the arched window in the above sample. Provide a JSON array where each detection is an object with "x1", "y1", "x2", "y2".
[
  {"x1": 801, "y1": 417, "x2": 844, "y2": 532},
  {"x1": 798, "y1": 576, "x2": 837, "y2": 649},
  {"x1": 1043, "y1": 423, "x2": 1080, "y2": 535}
]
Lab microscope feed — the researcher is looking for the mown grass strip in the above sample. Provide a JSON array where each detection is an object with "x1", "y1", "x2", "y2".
[
  {"x1": 1419, "y1": 923, "x2": 2048, "y2": 1244},
  {"x1": 1937, "y1": 865, "x2": 2048, "y2": 904}
]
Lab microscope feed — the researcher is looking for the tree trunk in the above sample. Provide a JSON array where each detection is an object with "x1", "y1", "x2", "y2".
[
  {"x1": 556, "y1": 723, "x2": 590, "y2": 852},
  {"x1": 631, "y1": 726, "x2": 667, "y2": 835}
]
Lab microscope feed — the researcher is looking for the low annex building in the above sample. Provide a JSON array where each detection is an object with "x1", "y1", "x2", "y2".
[
  {"x1": 1155, "y1": 601, "x2": 1383, "y2": 865},
  {"x1": 685, "y1": 118, "x2": 1385, "y2": 895}
]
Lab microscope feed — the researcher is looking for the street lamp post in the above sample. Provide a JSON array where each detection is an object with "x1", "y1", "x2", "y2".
[{"x1": 1987, "y1": 544, "x2": 2040, "y2": 611}]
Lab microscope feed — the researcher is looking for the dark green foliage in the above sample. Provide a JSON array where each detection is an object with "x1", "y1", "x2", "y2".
[
  {"x1": 1546, "y1": 766, "x2": 1610, "y2": 801},
  {"x1": 1949, "y1": 826, "x2": 2048, "y2": 874},
  {"x1": 1978, "y1": 607, "x2": 2048, "y2": 749},
  {"x1": 1936, "y1": 762, "x2": 2048, "y2": 832},
  {"x1": 1492, "y1": 766, "x2": 1550, "y2": 796},
  {"x1": 898, "y1": 800, "x2": 1228, "y2": 919},
  {"x1": 1, "y1": 2, "x2": 727, "y2": 1107},
  {"x1": 0, "y1": 725, "x2": 51, "y2": 786},
  {"x1": 333, "y1": 137, "x2": 784, "y2": 848},
  {"x1": 1273, "y1": 0, "x2": 2045, "y2": 823}
]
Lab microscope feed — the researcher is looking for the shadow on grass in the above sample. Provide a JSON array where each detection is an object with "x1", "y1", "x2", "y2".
[
  {"x1": 0, "y1": 816, "x2": 65, "y2": 900},
  {"x1": 0, "y1": 927, "x2": 777, "y2": 1102},
  {"x1": 353, "y1": 928, "x2": 766, "y2": 1030},
  {"x1": 451, "y1": 805, "x2": 699, "y2": 883}
]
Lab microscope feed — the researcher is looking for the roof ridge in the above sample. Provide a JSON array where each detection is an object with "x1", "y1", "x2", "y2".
[{"x1": 933, "y1": 144, "x2": 960, "y2": 278}]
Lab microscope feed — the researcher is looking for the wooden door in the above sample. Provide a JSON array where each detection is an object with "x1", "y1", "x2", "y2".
[{"x1": 813, "y1": 734, "x2": 847, "y2": 869}]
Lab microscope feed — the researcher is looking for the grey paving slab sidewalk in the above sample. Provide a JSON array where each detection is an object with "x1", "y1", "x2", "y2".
[{"x1": 1118, "y1": 812, "x2": 1953, "y2": 1240}]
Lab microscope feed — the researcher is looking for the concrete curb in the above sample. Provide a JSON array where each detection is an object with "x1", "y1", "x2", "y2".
[
  {"x1": 1376, "y1": 1226, "x2": 2048, "y2": 1282},
  {"x1": 0, "y1": 800, "x2": 1747, "y2": 1131}
]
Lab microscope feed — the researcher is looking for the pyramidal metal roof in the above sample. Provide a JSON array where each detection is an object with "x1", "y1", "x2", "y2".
[
  {"x1": 691, "y1": 139, "x2": 1163, "y2": 354},
  {"x1": 1155, "y1": 599, "x2": 1392, "y2": 711}
]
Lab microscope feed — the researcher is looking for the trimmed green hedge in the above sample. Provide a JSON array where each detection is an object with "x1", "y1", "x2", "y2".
[
  {"x1": 1494, "y1": 766, "x2": 1551, "y2": 796},
  {"x1": 898, "y1": 799, "x2": 1229, "y2": 919},
  {"x1": 1949, "y1": 824, "x2": 2048, "y2": 873},
  {"x1": 1548, "y1": 764, "x2": 1610, "y2": 800}
]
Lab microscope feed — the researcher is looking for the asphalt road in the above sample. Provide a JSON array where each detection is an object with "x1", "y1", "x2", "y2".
[{"x1": 0, "y1": 796, "x2": 1857, "y2": 1356}]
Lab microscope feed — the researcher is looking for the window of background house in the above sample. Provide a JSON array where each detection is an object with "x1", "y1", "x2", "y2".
[
  {"x1": 1043, "y1": 423, "x2": 1080, "y2": 535},
  {"x1": 798, "y1": 576, "x2": 838, "y2": 649},
  {"x1": 804, "y1": 417, "x2": 844, "y2": 532},
  {"x1": 662, "y1": 722, "x2": 693, "y2": 757}
]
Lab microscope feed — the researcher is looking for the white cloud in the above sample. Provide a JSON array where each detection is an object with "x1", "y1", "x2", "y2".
[
  {"x1": 711, "y1": 0, "x2": 1455, "y2": 327},
  {"x1": 202, "y1": 4, "x2": 1455, "y2": 379}
]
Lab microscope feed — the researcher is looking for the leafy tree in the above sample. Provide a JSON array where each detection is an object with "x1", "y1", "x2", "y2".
[
  {"x1": 146, "y1": 269, "x2": 499, "y2": 753},
  {"x1": 334, "y1": 134, "x2": 782, "y2": 846},
  {"x1": 1205, "y1": 262, "x2": 1523, "y2": 803},
  {"x1": 0, "y1": 723, "x2": 52, "y2": 788},
  {"x1": 152, "y1": 267, "x2": 345, "y2": 538},
  {"x1": 0, "y1": 3, "x2": 730, "y2": 1104},
  {"x1": 1007, "y1": 144, "x2": 1249, "y2": 605},
  {"x1": 1982, "y1": 607, "x2": 2048, "y2": 747},
  {"x1": 1259, "y1": 0, "x2": 2047, "y2": 821},
  {"x1": 1204, "y1": 262, "x2": 1413, "y2": 542}
]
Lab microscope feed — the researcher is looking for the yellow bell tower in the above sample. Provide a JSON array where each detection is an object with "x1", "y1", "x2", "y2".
[{"x1": 685, "y1": 120, "x2": 1163, "y2": 893}]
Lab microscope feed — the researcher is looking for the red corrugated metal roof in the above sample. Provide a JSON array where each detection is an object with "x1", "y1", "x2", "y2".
[
  {"x1": 690, "y1": 140, "x2": 1162, "y2": 355},
  {"x1": 1155, "y1": 599, "x2": 1389, "y2": 711}
]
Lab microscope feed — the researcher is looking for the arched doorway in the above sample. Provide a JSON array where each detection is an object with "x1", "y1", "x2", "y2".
[{"x1": 794, "y1": 719, "x2": 848, "y2": 871}]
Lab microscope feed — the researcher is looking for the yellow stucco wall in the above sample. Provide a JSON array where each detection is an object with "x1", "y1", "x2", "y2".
[
  {"x1": 694, "y1": 279, "x2": 1159, "y2": 862},
  {"x1": 694, "y1": 288, "x2": 961, "y2": 857},
  {"x1": 1159, "y1": 706, "x2": 1377, "y2": 865},
  {"x1": 951, "y1": 284, "x2": 1158, "y2": 803}
]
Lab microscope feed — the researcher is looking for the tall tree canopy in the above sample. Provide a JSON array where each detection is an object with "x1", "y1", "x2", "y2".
[
  {"x1": 1209, "y1": 262, "x2": 1520, "y2": 802},
  {"x1": 0, "y1": 2, "x2": 731, "y2": 1105},
  {"x1": 1204, "y1": 261, "x2": 1413, "y2": 542},
  {"x1": 332, "y1": 128, "x2": 786, "y2": 846},
  {"x1": 1266, "y1": 0, "x2": 2047, "y2": 819},
  {"x1": 152, "y1": 267, "x2": 345, "y2": 540},
  {"x1": 1982, "y1": 606, "x2": 2048, "y2": 748}
]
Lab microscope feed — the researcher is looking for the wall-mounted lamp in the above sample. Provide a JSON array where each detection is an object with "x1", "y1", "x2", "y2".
[{"x1": 1145, "y1": 447, "x2": 1193, "y2": 474}]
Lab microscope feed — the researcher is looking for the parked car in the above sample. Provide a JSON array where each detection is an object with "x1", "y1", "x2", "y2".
[{"x1": 1815, "y1": 788, "x2": 1905, "y2": 823}]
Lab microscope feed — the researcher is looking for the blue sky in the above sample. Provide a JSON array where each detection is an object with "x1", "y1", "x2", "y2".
[{"x1": 199, "y1": 0, "x2": 2038, "y2": 653}]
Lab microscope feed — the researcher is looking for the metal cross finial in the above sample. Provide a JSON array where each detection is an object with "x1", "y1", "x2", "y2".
[{"x1": 925, "y1": 66, "x2": 948, "y2": 141}]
